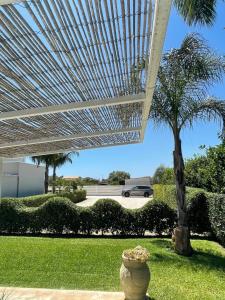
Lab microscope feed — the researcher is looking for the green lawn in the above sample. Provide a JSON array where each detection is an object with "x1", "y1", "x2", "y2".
[{"x1": 0, "y1": 237, "x2": 224, "y2": 300}]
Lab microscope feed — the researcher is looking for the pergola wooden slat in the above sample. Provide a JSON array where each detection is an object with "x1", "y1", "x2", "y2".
[{"x1": 0, "y1": 0, "x2": 172, "y2": 158}]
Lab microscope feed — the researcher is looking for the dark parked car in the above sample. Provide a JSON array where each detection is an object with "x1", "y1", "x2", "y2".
[{"x1": 122, "y1": 185, "x2": 153, "y2": 197}]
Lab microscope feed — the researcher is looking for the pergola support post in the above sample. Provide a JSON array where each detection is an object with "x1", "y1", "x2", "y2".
[{"x1": 0, "y1": 158, "x2": 3, "y2": 198}]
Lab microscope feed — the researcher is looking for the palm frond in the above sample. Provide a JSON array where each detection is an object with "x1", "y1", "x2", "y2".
[
  {"x1": 150, "y1": 34, "x2": 225, "y2": 133},
  {"x1": 174, "y1": 0, "x2": 217, "y2": 26},
  {"x1": 180, "y1": 98, "x2": 225, "y2": 133}
]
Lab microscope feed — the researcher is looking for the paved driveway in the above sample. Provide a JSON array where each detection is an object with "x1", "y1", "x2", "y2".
[{"x1": 77, "y1": 195, "x2": 152, "y2": 209}]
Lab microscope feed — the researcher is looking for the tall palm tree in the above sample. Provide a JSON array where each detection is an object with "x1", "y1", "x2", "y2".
[
  {"x1": 174, "y1": 0, "x2": 220, "y2": 26},
  {"x1": 31, "y1": 155, "x2": 54, "y2": 194},
  {"x1": 51, "y1": 152, "x2": 78, "y2": 193},
  {"x1": 150, "y1": 34, "x2": 225, "y2": 255}
]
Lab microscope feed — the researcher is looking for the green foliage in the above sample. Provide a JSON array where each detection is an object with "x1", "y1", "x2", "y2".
[
  {"x1": 138, "y1": 200, "x2": 176, "y2": 235},
  {"x1": 153, "y1": 184, "x2": 177, "y2": 209},
  {"x1": 59, "y1": 189, "x2": 86, "y2": 204},
  {"x1": 0, "y1": 197, "x2": 176, "y2": 236},
  {"x1": 20, "y1": 194, "x2": 56, "y2": 207},
  {"x1": 107, "y1": 170, "x2": 130, "y2": 185},
  {"x1": 152, "y1": 165, "x2": 174, "y2": 184},
  {"x1": 0, "y1": 191, "x2": 224, "y2": 245},
  {"x1": 174, "y1": 0, "x2": 218, "y2": 26},
  {"x1": 208, "y1": 193, "x2": 225, "y2": 246},
  {"x1": 153, "y1": 184, "x2": 224, "y2": 243},
  {"x1": 81, "y1": 177, "x2": 100, "y2": 185},
  {"x1": 187, "y1": 191, "x2": 211, "y2": 233},
  {"x1": 91, "y1": 199, "x2": 128, "y2": 234},
  {"x1": 36, "y1": 197, "x2": 80, "y2": 234},
  {"x1": 185, "y1": 143, "x2": 225, "y2": 193}
]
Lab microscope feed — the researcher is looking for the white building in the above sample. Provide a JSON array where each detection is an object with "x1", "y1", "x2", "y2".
[
  {"x1": 0, "y1": 159, "x2": 45, "y2": 198},
  {"x1": 125, "y1": 177, "x2": 152, "y2": 187}
]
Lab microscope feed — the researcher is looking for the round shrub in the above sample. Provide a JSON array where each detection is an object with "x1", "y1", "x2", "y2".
[
  {"x1": 59, "y1": 189, "x2": 86, "y2": 204},
  {"x1": 36, "y1": 197, "x2": 80, "y2": 234},
  {"x1": 91, "y1": 199, "x2": 127, "y2": 235},
  {"x1": 0, "y1": 199, "x2": 26, "y2": 233},
  {"x1": 139, "y1": 200, "x2": 176, "y2": 235},
  {"x1": 79, "y1": 207, "x2": 94, "y2": 235}
]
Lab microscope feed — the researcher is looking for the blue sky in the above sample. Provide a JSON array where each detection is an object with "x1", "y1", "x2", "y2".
[{"x1": 32, "y1": 2, "x2": 225, "y2": 180}]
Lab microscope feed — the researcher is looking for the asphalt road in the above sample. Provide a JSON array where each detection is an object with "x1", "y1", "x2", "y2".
[{"x1": 76, "y1": 195, "x2": 152, "y2": 209}]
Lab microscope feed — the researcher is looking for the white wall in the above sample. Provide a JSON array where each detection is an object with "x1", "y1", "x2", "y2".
[
  {"x1": 84, "y1": 185, "x2": 123, "y2": 196},
  {"x1": 0, "y1": 162, "x2": 45, "y2": 198},
  {"x1": 18, "y1": 163, "x2": 45, "y2": 197},
  {"x1": 2, "y1": 175, "x2": 18, "y2": 197}
]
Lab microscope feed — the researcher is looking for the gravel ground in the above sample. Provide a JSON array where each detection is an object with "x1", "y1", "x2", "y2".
[{"x1": 76, "y1": 195, "x2": 152, "y2": 209}]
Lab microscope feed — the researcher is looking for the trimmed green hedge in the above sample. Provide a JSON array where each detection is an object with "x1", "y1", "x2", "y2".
[
  {"x1": 208, "y1": 193, "x2": 225, "y2": 246},
  {"x1": 58, "y1": 189, "x2": 86, "y2": 204},
  {"x1": 9, "y1": 190, "x2": 87, "y2": 207},
  {"x1": 153, "y1": 184, "x2": 225, "y2": 246},
  {"x1": 0, "y1": 197, "x2": 175, "y2": 236},
  {"x1": 20, "y1": 194, "x2": 56, "y2": 207}
]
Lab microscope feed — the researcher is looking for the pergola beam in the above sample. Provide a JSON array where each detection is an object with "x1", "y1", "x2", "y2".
[
  {"x1": 0, "y1": 0, "x2": 24, "y2": 5},
  {"x1": 8, "y1": 141, "x2": 140, "y2": 158},
  {"x1": 140, "y1": 0, "x2": 172, "y2": 141},
  {"x1": 0, "y1": 127, "x2": 141, "y2": 149},
  {"x1": 0, "y1": 94, "x2": 145, "y2": 121}
]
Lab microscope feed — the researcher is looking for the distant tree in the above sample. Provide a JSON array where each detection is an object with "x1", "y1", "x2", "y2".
[
  {"x1": 108, "y1": 171, "x2": 130, "y2": 185},
  {"x1": 81, "y1": 177, "x2": 100, "y2": 185},
  {"x1": 51, "y1": 152, "x2": 78, "y2": 193},
  {"x1": 185, "y1": 155, "x2": 208, "y2": 190},
  {"x1": 153, "y1": 165, "x2": 174, "y2": 184}
]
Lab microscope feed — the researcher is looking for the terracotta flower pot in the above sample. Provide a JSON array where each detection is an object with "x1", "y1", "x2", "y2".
[{"x1": 120, "y1": 253, "x2": 150, "y2": 300}]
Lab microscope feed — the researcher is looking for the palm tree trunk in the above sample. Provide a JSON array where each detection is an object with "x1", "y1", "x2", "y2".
[
  {"x1": 44, "y1": 163, "x2": 49, "y2": 194},
  {"x1": 52, "y1": 165, "x2": 56, "y2": 194},
  {"x1": 173, "y1": 131, "x2": 192, "y2": 256}
]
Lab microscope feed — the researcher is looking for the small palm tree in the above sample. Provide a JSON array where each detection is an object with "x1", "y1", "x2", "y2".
[
  {"x1": 51, "y1": 152, "x2": 79, "y2": 193},
  {"x1": 31, "y1": 155, "x2": 54, "y2": 194},
  {"x1": 174, "y1": 0, "x2": 220, "y2": 26},
  {"x1": 150, "y1": 34, "x2": 225, "y2": 255}
]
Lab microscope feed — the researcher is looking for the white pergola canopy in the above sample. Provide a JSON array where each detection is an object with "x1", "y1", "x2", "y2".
[{"x1": 0, "y1": 0, "x2": 172, "y2": 158}]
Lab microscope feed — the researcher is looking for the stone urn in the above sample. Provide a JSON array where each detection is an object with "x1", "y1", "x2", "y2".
[{"x1": 120, "y1": 246, "x2": 150, "y2": 300}]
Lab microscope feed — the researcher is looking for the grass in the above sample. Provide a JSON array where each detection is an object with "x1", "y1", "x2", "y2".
[{"x1": 0, "y1": 237, "x2": 224, "y2": 300}]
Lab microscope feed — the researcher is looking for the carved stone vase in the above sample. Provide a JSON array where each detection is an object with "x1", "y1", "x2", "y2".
[{"x1": 120, "y1": 254, "x2": 150, "y2": 300}]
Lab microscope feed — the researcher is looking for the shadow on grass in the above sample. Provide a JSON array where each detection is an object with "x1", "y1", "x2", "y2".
[{"x1": 150, "y1": 239, "x2": 225, "y2": 272}]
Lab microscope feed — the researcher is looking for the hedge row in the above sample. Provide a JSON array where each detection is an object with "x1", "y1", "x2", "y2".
[
  {"x1": 0, "y1": 197, "x2": 175, "y2": 236},
  {"x1": 15, "y1": 190, "x2": 87, "y2": 207},
  {"x1": 153, "y1": 184, "x2": 225, "y2": 246}
]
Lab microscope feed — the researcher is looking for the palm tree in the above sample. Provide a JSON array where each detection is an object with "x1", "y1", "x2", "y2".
[
  {"x1": 31, "y1": 155, "x2": 54, "y2": 194},
  {"x1": 51, "y1": 152, "x2": 78, "y2": 193},
  {"x1": 174, "y1": 0, "x2": 220, "y2": 26},
  {"x1": 150, "y1": 34, "x2": 225, "y2": 255}
]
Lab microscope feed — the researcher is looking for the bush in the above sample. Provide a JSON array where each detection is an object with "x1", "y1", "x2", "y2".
[
  {"x1": 138, "y1": 200, "x2": 176, "y2": 235},
  {"x1": 153, "y1": 184, "x2": 225, "y2": 245},
  {"x1": 79, "y1": 207, "x2": 94, "y2": 235},
  {"x1": 1, "y1": 193, "x2": 223, "y2": 243},
  {"x1": 208, "y1": 193, "x2": 225, "y2": 246},
  {"x1": 0, "y1": 199, "x2": 25, "y2": 233},
  {"x1": 36, "y1": 197, "x2": 80, "y2": 234},
  {"x1": 153, "y1": 184, "x2": 177, "y2": 209},
  {"x1": 153, "y1": 184, "x2": 205, "y2": 209},
  {"x1": 91, "y1": 199, "x2": 128, "y2": 234},
  {"x1": 59, "y1": 189, "x2": 86, "y2": 204},
  {"x1": 187, "y1": 191, "x2": 211, "y2": 233},
  {"x1": 20, "y1": 194, "x2": 56, "y2": 207}
]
